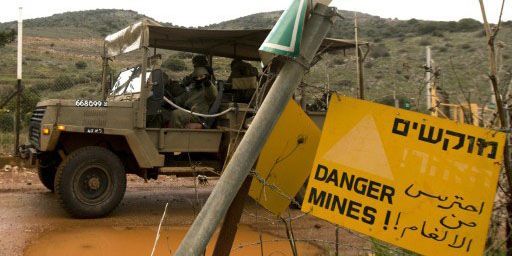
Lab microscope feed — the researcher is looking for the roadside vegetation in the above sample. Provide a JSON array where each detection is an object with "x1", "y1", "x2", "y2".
[{"x1": 0, "y1": 9, "x2": 510, "y2": 146}]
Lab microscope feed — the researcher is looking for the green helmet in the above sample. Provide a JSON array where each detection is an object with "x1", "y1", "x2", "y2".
[
  {"x1": 192, "y1": 67, "x2": 209, "y2": 77},
  {"x1": 192, "y1": 55, "x2": 209, "y2": 67}
]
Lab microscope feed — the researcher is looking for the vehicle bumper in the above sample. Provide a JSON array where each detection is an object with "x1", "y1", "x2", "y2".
[{"x1": 18, "y1": 144, "x2": 39, "y2": 166}]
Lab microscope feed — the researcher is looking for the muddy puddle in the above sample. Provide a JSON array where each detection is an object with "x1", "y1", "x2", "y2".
[{"x1": 24, "y1": 225, "x2": 323, "y2": 256}]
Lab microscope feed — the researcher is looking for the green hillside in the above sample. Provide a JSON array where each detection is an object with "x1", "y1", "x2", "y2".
[
  {"x1": 0, "y1": 9, "x2": 173, "y2": 38},
  {"x1": 0, "y1": 9, "x2": 510, "y2": 118}
]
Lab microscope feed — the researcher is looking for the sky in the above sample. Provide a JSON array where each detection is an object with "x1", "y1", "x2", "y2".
[{"x1": 1, "y1": 0, "x2": 511, "y2": 26}]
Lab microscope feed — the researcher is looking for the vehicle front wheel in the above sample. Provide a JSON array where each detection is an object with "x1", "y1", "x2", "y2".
[
  {"x1": 37, "y1": 153, "x2": 60, "y2": 192},
  {"x1": 38, "y1": 165, "x2": 56, "y2": 192},
  {"x1": 55, "y1": 146, "x2": 126, "y2": 218}
]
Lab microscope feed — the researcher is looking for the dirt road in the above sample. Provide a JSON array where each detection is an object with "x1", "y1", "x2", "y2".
[{"x1": 0, "y1": 156, "x2": 370, "y2": 256}]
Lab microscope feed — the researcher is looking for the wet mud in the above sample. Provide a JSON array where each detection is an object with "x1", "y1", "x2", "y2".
[{"x1": 24, "y1": 225, "x2": 322, "y2": 256}]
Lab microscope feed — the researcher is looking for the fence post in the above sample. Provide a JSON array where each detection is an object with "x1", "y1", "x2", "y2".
[
  {"x1": 14, "y1": 7, "x2": 23, "y2": 156},
  {"x1": 14, "y1": 80, "x2": 21, "y2": 156},
  {"x1": 212, "y1": 177, "x2": 253, "y2": 256}
]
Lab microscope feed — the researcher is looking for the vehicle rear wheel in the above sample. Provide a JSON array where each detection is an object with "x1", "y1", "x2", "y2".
[{"x1": 55, "y1": 146, "x2": 126, "y2": 218}]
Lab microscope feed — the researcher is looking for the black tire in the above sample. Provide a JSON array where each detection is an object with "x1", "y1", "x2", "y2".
[
  {"x1": 55, "y1": 146, "x2": 126, "y2": 218},
  {"x1": 37, "y1": 154, "x2": 60, "y2": 192},
  {"x1": 37, "y1": 165, "x2": 56, "y2": 192}
]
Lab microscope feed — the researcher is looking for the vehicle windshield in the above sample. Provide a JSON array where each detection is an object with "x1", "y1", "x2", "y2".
[{"x1": 110, "y1": 66, "x2": 151, "y2": 96}]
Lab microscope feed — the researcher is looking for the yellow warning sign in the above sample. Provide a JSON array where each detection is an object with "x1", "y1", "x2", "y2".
[
  {"x1": 250, "y1": 100, "x2": 321, "y2": 215},
  {"x1": 301, "y1": 96, "x2": 505, "y2": 256}
]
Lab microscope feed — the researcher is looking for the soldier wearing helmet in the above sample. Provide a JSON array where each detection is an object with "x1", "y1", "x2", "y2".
[{"x1": 169, "y1": 65, "x2": 217, "y2": 128}]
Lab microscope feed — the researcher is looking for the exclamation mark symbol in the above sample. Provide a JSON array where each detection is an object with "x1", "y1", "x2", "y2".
[
  {"x1": 400, "y1": 149, "x2": 408, "y2": 168},
  {"x1": 394, "y1": 212, "x2": 401, "y2": 230},
  {"x1": 383, "y1": 211, "x2": 391, "y2": 230}
]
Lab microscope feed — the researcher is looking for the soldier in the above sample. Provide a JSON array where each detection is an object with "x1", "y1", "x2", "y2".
[
  {"x1": 181, "y1": 55, "x2": 215, "y2": 86},
  {"x1": 170, "y1": 66, "x2": 217, "y2": 128},
  {"x1": 227, "y1": 59, "x2": 259, "y2": 103},
  {"x1": 146, "y1": 55, "x2": 171, "y2": 128},
  {"x1": 227, "y1": 59, "x2": 258, "y2": 82}
]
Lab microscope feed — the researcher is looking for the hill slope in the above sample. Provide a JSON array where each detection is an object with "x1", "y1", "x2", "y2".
[
  {"x1": 0, "y1": 9, "x2": 168, "y2": 38},
  {"x1": 0, "y1": 9, "x2": 510, "y2": 114}
]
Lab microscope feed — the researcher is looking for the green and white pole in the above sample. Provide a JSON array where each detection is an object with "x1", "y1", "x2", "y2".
[{"x1": 14, "y1": 6, "x2": 22, "y2": 156}]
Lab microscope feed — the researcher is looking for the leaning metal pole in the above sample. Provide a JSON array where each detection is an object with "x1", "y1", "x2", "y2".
[{"x1": 174, "y1": 4, "x2": 337, "y2": 255}]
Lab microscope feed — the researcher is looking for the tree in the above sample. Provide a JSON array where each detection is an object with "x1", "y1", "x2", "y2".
[
  {"x1": 457, "y1": 18, "x2": 482, "y2": 32},
  {"x1": 0, "y1": 29, "x2": 16, "y2": 48},
  {"x1": 478, "y1": 0, "x2": 512, "y2": 255}
]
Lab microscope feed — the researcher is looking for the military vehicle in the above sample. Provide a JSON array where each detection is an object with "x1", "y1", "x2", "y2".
[{"x1": 20, "y1": 20, "x2": 359, "y2": 218}]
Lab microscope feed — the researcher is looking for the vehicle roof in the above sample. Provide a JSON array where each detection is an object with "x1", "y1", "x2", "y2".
[{"x1": 104, "y1": 19, "x2": 367, "y2": 60}]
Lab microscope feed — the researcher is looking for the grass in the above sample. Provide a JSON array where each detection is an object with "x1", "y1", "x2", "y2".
[
  {"x1": 0, "y1": 132, "x2": 27, "y2": 155},
  {"x1": 0, "y1": 20, "x2": 510, "y2": 115}
]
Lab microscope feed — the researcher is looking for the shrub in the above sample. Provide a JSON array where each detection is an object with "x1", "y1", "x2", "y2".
[
  {"x1": 418, "y1": 37, "x2": 431, "y2": 46},
  {"x1": 407, "y1": 19, "x2": 420, "y2": 25},
  {"x1": 162, "y1": 57, "x2": 187, "y2": 71},
  {"x1": 332, "y1": 58, "x2": 345, "y2": 66},
  {"x1": 370, "y1": 44, "x2": 390, "y2": 58},
  {"x1": 75, "y1": 61, "x2": 88, "y2": 69},
  {"x1": 444, "y1": 21, "x2": 459, "y2": 32},
  {"x1": 175, "y1": 52, "x2": 194, "y2": 59},
  {"x1": 418, "y1": 23, "x2": 437, "y2": 35},
  {"x1": 0, "y1": 29, "x2": 16, "y2": 48},
  {"x1": 457, "y1": 18, "x2": 481, "y2": 32},
  {"x1": 33, "y1": 82, "x2": 50, "y2": 91},
  {"x1": 3, "y1": 89, "x2": 40, "y2": 128},
  {"x1": 474, "y1": 30, "x2": 486, "y2": 37},
  {"x1": 53, "y1": 75, "x2": 75, "y2": 91},
  {"x1": 460, "y1": 43, "x2": 471, "y2": 50},
  {"x1": 431, "y1": 30, "x2": 444, "y2": 37},
  {"x1": 0, "y1": 112, "x2": 13, "y2": 132},
  {"x1": 364, "y1": 61, "x2": 374, "y2": 69},
  {"x1": 74, "y1": 75, "x2": 91, "y2": 84},
  {"x1": 437, "y1": 47, "x2": 448, "y2": 53},
  {"x1": 84, "y1": 71, "x2": 102, "y2": 83}
]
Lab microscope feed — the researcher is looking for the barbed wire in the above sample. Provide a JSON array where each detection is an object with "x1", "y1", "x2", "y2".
[{"x1": 3, "y1": 50, "x2": 512, "y2": 255}]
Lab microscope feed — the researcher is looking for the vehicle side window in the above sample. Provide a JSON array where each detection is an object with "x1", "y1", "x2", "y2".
[{"x1": 110, "y1": 66, "x2": 151, "y2": 96}]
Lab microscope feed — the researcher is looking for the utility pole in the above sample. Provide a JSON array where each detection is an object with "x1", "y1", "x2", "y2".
[
  {"x1": 425, "y1": 46, "x2": 432, "y2": 114},
  {"x1": 174, "y1": 4, "x2": 337, "y2": 255},
  {"x1": 354, "y1": 12, "x2": 364, "y2": 100},
  {"x1": 14, "y1": 7, "x2": 23, "y2": 156}
]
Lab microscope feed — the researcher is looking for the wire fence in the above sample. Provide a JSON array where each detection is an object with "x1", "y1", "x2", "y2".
[
  {"x1": 144, "y1": 65, "x2": 509, "y2": 255},
  {"x1": 0, "y1": 71, "x2": 103, "y2": 154},
  {"x1": 1, "y1": 48, "x2": 510, "y2": 255}
]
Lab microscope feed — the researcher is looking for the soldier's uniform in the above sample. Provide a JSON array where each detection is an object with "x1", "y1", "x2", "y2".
[
  {"x1": 170, "y1": 67, "x2": 217, "y2": 128},
  {"x1": 227, "y1": 59, "x2": 259, "y2": 103},
  {"x1": 227, "y1": 59, "x2": 258, "y2": 82}
]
